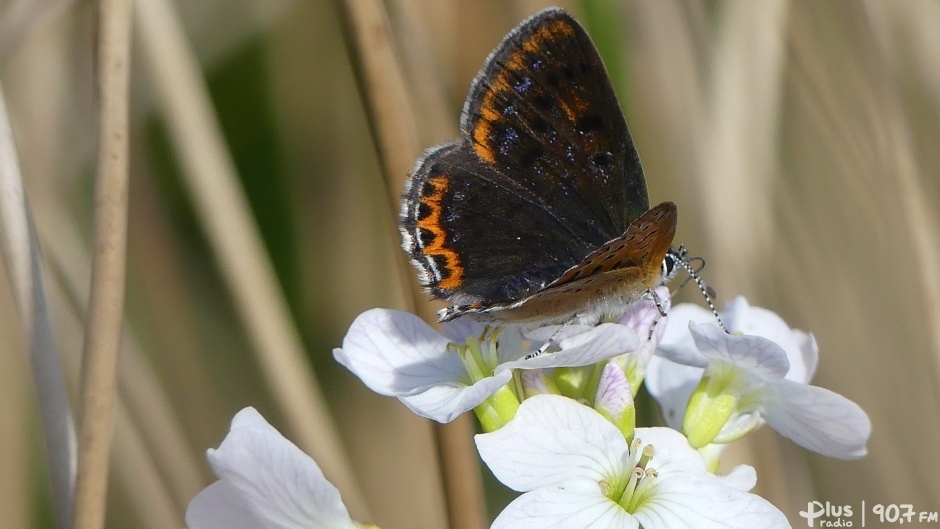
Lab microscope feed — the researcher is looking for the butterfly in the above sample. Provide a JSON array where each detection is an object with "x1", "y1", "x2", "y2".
[{"x1": 399, "y1": 7, "x2": 683, "y2": 327}]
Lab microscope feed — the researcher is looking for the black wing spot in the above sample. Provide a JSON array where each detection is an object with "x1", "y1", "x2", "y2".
[
  {"x1": 417, "y1": 202, "x2": 433, "y2": 219},
  {"x1": 418, "y1": 228, "x2": 435, "y2": 247},
  {"x1": 531, "y1": 116, "x2": 550, "y2": 134},
  {"x1": 576, "y1": 114, "x2": 604, "y2": 135},
  {"x1": 591, "y1": 152, "x2": 613, "y2": 168},
  {"x1": 521, "y1": 147, "x2": 544, "y2": 168},
  {"x1": 533, "y1": 93, "x2": 553, "y2": 110}
]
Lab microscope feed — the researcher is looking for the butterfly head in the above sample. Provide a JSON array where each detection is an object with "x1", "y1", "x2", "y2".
[{"x1": 661, "y1": 245, "x2": 728, "y2": 333}]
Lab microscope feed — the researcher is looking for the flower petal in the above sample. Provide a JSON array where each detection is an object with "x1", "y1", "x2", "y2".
[
  {"x1": 520, "y1": 369, "x2": 555, "y2": 396},
  {"x1": 333, "y1": 309, "x2": 465, "y2": 395},
  {"x1": 786, "y1": 330, "x2": 818, "y2": 384},
  {"x1": 689, "y1": 323, "x2": 790, "y2": 380},
  {"x1": 500, "y1": 324, "x2": 639, "y2": 371},
  {"x1": 491, "y1": 478, "x2": 638, "y2": 529},
  {"x1": 398, "y1": 370, "x2": 513, "y2": 423},
  {"x1": 657, "y1": 304, "x2": 714, "y2": 367},
  {"x1": 717, "y1": 464, "x2": 758, "y2": 492},
  {"x1": 186, "y1": 481, "x2": 269, "y2": 529},
  {"x1": 441, "y1": 316, "x2": 486, "y2": 342},
  {"x1": 633, "y1": 472, "x2": 790, "y2": 529},
  {"x1": 634, "y1": 427, "x2": 708, "y2": 476},
  {"x1": 475, "y1": 395, "x2": 628, "y2": 491},
  {"x1": 722, "y1": 297, "x2": 818, "y2": 382},
  {"x1": 595, "y1": 362, "x2": 633, "y2": 419},
  {"x1": 202, "y1": 408, "x2": 355, "y2": 529},
  {"x1": 525, "y1": 324, "x2": 596, "y2": 343},
  {"x1": 762, "y1": 379, "x2": 871, "y2": 459}
]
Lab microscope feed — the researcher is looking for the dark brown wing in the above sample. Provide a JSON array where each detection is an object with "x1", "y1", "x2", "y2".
[
  {"x1": 401, "y1": 8, "x2": 657, "y2": 320},
  {"x1": 401, "y1": 143, "x2": 599, "y2": 305},
  {"x1": 461, "y1": 7, "x2": 649, "y2": 246}
]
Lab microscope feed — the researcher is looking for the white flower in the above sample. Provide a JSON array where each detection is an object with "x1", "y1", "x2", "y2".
[
  {"x1": 186, "y1": 408, "x2": 366, "y2": 529},
  {"x1": 476, "y1": 395, "x2": 790, "y2": 529},
  {"x1": 333, "y1": 308, "x2": 639, "y2": 423},
  {"x1": 646, "y1": 297, "x2": 871, "y2": 459}
]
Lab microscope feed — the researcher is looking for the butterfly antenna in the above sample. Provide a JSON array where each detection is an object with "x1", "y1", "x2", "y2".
[{"x1": 674, "y1": 255, "x2": 728, "y2": 334}]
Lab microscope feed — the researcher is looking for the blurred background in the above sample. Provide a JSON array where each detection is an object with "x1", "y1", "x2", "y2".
[{"x1": 0, "y1": 0, "x2": 938, "y2": 527}]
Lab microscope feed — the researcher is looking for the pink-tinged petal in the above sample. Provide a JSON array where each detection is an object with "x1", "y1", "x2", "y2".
[
  {"x1": 398, "y1": 370, "x2": 513, "y2": 423},
  {"x1": 633, "y1": 473, "x2": 790, "y2": 529},
  {"x1": 491, "y1": 478, "x2": 638, "y2": 529},
  {"x1": 595, "y1": 362, "x2": 632, "y2": 419},
  {"x1": 440, "y1": 316, "x2": 486, "y2": 342},
  {"x1": 475, "y1": 395, "x2": 627, "y2": 491},
  {"x1": 203, "y1": 408, "x2": 355, "y2": 529},
  {"x1": 520, "y1": 369, "x2": 555, "y2": 396},
  {"x1": 186, "y1": 481, "x2": 268, "y2": 529},
  {"x1": 333, "y1": 308, "x2": 465, "y2": 396},
  {"x1": 762, "y1": 379, "x2": 871, "y2": 459},
  {"x1": 722, "y1": 297, "x2": 818, "y2": 381},
  {"x1": 501, "y1": 324, "x2": 639, "y2": 371},
  {"x1": 644, "y1": 356, "x2": 702, "y2": 430},
  {"x1": 657, "y1": 304, "x2": 713, "y2": 366},
  {"x1": 689, "y1": 323, "x2": 790, "y2": 380}
]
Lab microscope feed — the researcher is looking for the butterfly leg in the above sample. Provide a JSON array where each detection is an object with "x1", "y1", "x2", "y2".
[
  {"x1": 523, "y1": 315, "x2": 579, "y2": 360},
  {"x1": 645, "y1": 287, "x2": 669, "y2": 340},
  {"x1": 648, "y1": 287, "x2": 668, "y2": 317}
]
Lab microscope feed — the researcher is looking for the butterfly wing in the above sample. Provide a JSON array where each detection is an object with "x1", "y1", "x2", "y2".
[
  {"x1": 546, "y1": 201, "x2": 677, "y2": 289},
  {"x1": 401, "y1": 143, "x2": 596, "y2": 305},
  {"x1": 401, "y1": 8, "x2": 656, "y2": 320},
  {"x1": 462, "y1": 8, "x2": 648, "y2": 239},
  {"x1": 441, "y1": 202, "x2": 677, "y2": 325}
]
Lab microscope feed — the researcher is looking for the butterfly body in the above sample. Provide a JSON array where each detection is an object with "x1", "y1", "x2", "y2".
[{"x1": 400, "y1": 8, "x2": 678, "y2": 326}]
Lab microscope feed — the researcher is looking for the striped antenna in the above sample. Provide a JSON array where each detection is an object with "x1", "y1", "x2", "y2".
[{"x1": 669, "y1": 248, "x2": 728, "y2": 333}]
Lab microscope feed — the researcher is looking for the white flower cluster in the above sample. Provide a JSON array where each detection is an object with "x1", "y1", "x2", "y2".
[{"x1": 186, "y1": 291, "x2": 870, "y2": 529}]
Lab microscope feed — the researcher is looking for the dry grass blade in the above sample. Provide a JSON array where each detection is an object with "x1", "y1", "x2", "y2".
[
  {"x1": 73, "y1": 1, "x2": 133, "y2": 528},
  {"x1": 0, "y1": 81, "x2": 76, "y2": 529},
  {"x1": 42, "y1": 209, "x2": 203, "y2": 516},
  {"x1": 337, "y1": 1, "x2": 485, "y2": 528},
  {"x1": 133, "y1": 0, "x2": 370, "y2": 519}
]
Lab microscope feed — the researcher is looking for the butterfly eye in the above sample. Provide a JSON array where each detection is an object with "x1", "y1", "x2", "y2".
[{"x1": 661, "y1": 250, "x2": 679, "y2": 281}]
